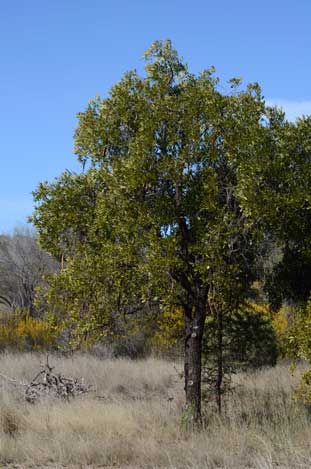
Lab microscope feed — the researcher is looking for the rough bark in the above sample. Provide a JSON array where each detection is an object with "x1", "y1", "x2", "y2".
[
  {"x1": 216, "y1": 306, "x2": 223, "y2": 414},
  {"x1": 184, "y1": 297, "x2": 206, "y2": 425}
]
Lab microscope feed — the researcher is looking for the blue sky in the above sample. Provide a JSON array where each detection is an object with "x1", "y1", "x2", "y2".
[{"x1": 1, "y1": 0, "x2": 311, "y2": 232}]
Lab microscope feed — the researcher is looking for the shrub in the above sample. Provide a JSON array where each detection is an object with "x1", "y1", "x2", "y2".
[
  {"x1": 152, "y1": 307, "x2": 184, "y2": 351},
  {"x1": 201, "y1": 303, "x2": 278, "y2": 409},
  {"x1": 271, "y1": 304, "x2": 295, "y2": 357},
  {"x1": 111, "y1": 333, "x2": 150, "y2": 359},
  {"x1": 0, "y1": 309, "x2": 58, "y2": 351},
  {"x1": 284, "y1": 297, "x2": 311, "y2": 403}
]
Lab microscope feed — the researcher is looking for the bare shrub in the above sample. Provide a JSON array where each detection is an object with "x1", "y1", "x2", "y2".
[{"x1": 0, "y1": 227, "x2": 58, "y2": 316}]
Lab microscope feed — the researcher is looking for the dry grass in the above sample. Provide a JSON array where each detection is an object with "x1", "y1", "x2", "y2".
[{"x1": 0, "y1": 353, "x2": 310, "y2": 468}]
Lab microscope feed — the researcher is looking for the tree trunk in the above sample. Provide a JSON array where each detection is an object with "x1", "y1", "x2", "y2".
[
  {"x1": 184, "y1": 300, "x2": 206, "y2": 425},
  {"x1": 216, "y1": 306, "x2": 223, "y2": 414}
]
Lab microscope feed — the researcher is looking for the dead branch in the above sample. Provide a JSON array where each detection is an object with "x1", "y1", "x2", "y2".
[{"x1": 0, "y1": 356, "x2": 92, "y2": 403}]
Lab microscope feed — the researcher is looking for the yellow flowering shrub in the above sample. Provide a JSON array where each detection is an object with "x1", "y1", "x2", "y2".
[
  {"x1": 284, "y1": 298, "x2": 311, "y2": 403},
  {"x1": 152, "y1": 307, "x2": 184, "y2": 350},
  {"x1": 0, "y1": 310, "x2": 58, "y2": 351},
  {"x1": 247, "y1": 302, "x2": 271, "y2": 317},
  {"x1": 246, "y1": 302, "x2": 296, "y2": 357},
  {"x1": 271, "y1": 305, "x2": 295, "y2": 357}
]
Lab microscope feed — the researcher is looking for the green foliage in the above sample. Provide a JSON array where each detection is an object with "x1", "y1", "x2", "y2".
[
  {"x1": 226, "y1": 305, "x2": 278, "y2": 369},
  {"x1": 286, "y1": 298, "x2": 311, "y2": 361},
  {"x1": 31, "y1": 39, "x2": 276, "y2": 345},
  {"x1": 201, "y1": 303, "x2": 278, "y2": 405},
  {"x1": 271, "y1": 304, "x2": 294, "y2": 357},
  {"x1": 265, "y1": 245, "x2": 311, "y2": 310},
  {"x1": 239, "y1": 116, "x2": 311, "y2": 308},
  {"x1": 281, "y1": 298, "x2": 311, "y2": 403}
]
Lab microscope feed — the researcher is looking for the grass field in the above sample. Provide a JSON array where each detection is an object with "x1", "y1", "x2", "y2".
[{"x1": 0, "y1": 353, "x2": 310, "y2": 468}]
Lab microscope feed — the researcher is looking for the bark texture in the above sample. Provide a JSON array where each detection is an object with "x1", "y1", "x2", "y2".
[{"x1": 184, "y1": 297, "x2": 206, "y2": 424}]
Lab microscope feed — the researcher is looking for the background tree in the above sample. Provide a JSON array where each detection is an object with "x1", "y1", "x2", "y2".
[
  {"x1": 236, "y1": 111, "x2": 311, "y2": 402},
  {"x1": 238, "y1": 115, "x2": 311, "y2": 309},
  {"x1": 32, "y1": 40, "x2": 283, "y2": 424},
  {"x1": 0, "y1": 227, "x2": 58, "y2": 316}
]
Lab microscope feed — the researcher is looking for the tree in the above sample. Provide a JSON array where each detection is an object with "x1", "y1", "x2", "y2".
[
  {"x1": 0, "y1": 227, "x2": 58, "y2": 316},
  {"x1": 233, "y1": 108, "x2": 311, "y2": 402},
  {"x1": 238, "y1": 115, "x2": 311, "y2": 309},
  {"x1": 32, "y1": 40, "x2": 281, "y2": 424}
]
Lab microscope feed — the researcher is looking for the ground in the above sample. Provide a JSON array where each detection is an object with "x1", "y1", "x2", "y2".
[{"x1": 0, "y1": 353, "x2": 310, "y2": 468}]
